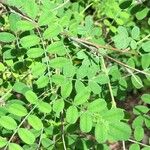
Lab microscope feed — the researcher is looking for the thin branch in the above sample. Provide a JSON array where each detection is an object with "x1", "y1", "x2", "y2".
[
  {"x1": 123, "y1": 68, "x2": 150, "y2": 78},
  {"x1": 128, "y1": 139, "x2": 150, "y2": 148},
  {"x1": 68, "y1": 36, "x2": 137, "y2": 55},
  {"x1": 37, "y1": 127, "x2": 44, "y2": 150},
  {"x1": 68, "y1": 35, "x2": 150, "y2": 77},
  {"x1": 105, "y1": 55, "x2": 150, "y2": 76},
  {"x1": 61, "y1": 111, "x2": 67, "y2": 150},
  {"x1": 126, "y1": 68, "x2": 143, "y2": 86},
  {"x1": 8, "y1": 6, "x2": 37, "y2": 25},
  {"x1": 101, "y1": 56, "x2": 116, "y2": 108},
  {"x1": 137, "y1": 33, "x2": 150, "y2": 45},
  {"x1": 81, "y1": 3, "x2": 93, "y2": 14}
]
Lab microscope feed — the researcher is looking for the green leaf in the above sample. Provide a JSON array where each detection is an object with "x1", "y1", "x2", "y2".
[
  {"x1": 0, "y1": 137, "x2": 7, "y2": 148},
  {"x1": 102, "y1": 108, "x2": 124, "y2": 122},
  {"x1": 0, "y1": 32, "x2": 15, "y2": 42},
  {"x1": 134, "y1": 126, "x2": 144, "y2": 141},
  {"x1": 36, "y1": 75, "x2": 49, "y2": 89},
  {"x1": 144, "y1": 115, "x2": 150, "y2": 128},
  {"x1": 9, "y1": 13, "x2": 21, "y2": 32},
  {"x1": 66, "y1": 106, "x2": 78, "y2": 124},
  {"x1": 41, "y1": 138, "x2": 53, "y2": 148},
  {"x1": 23, "y1": 0, "x2": 39, "y2": 19},
  {"x1": 130, "y1": 39, "x2": 137, "y2": 50},
  {"x1": 80, "y1": 112, "x2": 92, "y2": 133},
  {"x1": 108, "y1": 122, "x2": 131, "y2": 141},
  {"x1": 141, "y1": 94, "x2": 150, "y2": 104},
  {"x1": 18, "y1": 128, "x2": 35, "y2": 145},
  {"x1": 133, "y1": 105, "x2": 149, "y2": 115},
  {"x1": 0, "y1": 116, "x2": 17, "y2": 130},
  {"x1": 0, "y1": 62, "x2": 5, "y2": 72},
  {"x1": 43, "y1": 23, "x2": 61, "y2": 39},
  {"x1": 119, "y1": 0, "x2": 132, "y2": 9},
  {"x1": 13, "y1": 82, "x2": 30, "y2": 94},
  {"x1": 20, "y1": 35, "x2": 40, "y2": 48},
  {"x1": 74, "y1": 88, "x2": 90, "y2": 105},
  {"x1": 25, "y1": 90, "x2": 38, "y2": 104},
  {"x1": 6, "y1": 0, "x2": 23, "y2": 7},
  {"x1": 76, "y1": 64, "x2": 88, "y2": 79},
  {"x1": 142, "y1": 41, "x2": 150, "y2": 52},
  {"x1": 136, "y1": 8, "x2": 149, "y2": 20},
  {"x1": 95, "y1": 123, "x2": 108, "y2": 143},
  {"x1": 63, "y1": 63, "x2": 76, "y2": 78},
  {"x1": 9, "y1": 143, "x2": 23, "y2": 150},
  {"x1": 8, "y1": 103, "x2": 28, "y2": 117},
  {"x1": 94, "y1": 73, "x2": 109, "y2": 85},
  {"x1": 27, "y1": 48, "x2": 44, "y2": 58},
  {"x1": 38, "y1": 101, "x2": 52, "y2": 113},
  {"x1": 28, "y1": 115, "x2": 43, "y2": 130},
  {"x1": 17, "y1": 20, "x2": 35, "y2": 31},
  {"x1": 109, "y1": 65, "x2": 121, "y2": 81},
  {"x1": 75, "y1": 80, "x2": 86, "y2": 93},
  {"x1": 49, "y1": 57, "x2": 69, "y2": 68},
  {"x1": 31, "y1": 62, "x2": 46, "y2": 77},
  {"x1": 131, "y1": 26, "x2": 140, "y2": 40},
  {"x1": 61, "y1": 80, "x2": 72, "y2": 98},
  {"x1": 0, "y1": 107, "x2": 7, "y2": 116},
  {"x1": 51, "y1": 74, "x2": 65, "y2": 85},
  {"x1": 87, "y1": 99, "x2": 107, "y2": 113},
  {"x1": 127, "y1": 58, "x2": 135, "y2": 68},
  {"x1": 38, "y1": 11, "x2": 57, "y2": 26},
  {"x1": 53, "y1": 99, "x2": 64, "y2": 114},
  {"x1": 141, "y1": 54, "x2": 150, "y2": 69},
  {"x1": 47, "y1": 41, "x2": 66, "y2": 56},
  {"x1": 129, "y1": 144, "x2": 140, "y2": 150},
  {"x1": 88, "y1": 81, "x2": 101, "y2": 94},
  {"x1": 119, "y1": 78, "x2": 127, "y2": 90},
  {"x1": 112, "y1": 26, "x2": 130, "y2": 49},
  {"x1": 132, "y1": 116, "x2": 144, "y2": 129},
  {"x1": 131, "y1": 75, "x2": 143, "y2": 89}
]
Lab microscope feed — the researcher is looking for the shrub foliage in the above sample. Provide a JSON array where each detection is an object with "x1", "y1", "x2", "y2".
[{"x1": 0, "y1": 0, "x2": 150, "y2": 149}]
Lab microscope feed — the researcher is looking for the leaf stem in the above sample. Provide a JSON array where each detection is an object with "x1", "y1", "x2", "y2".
[
  {"x1": 69, "y1": 36, "x2": 136, "y2": 55},
  {"x1": 53, "y1": 0, "x2": 70, "y2": 11},
  {"x1": 128, "y1": 139, "x2": 150, "y2": 148},
  {"x1": 37, "y1": 127, "x2": 44, "y2": 150},
  {"x1": 61, "y1": 111, "x2": 67, "y2": 150},
  {"x1": 101, "y1": 56, "x2": 116, "y2": 108},
  {"x1": 81, "y1": 3, "x2": 93, "y2": 14},
  {"x1": 122, "y1": 141, "x2": 126, "y2": 150},
  {"x1": 137, "y1": 33, "x2": 150, "y2": 45},
  {"x1": 105, "y1": 55, "x2": 150, "y2": 76}
]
